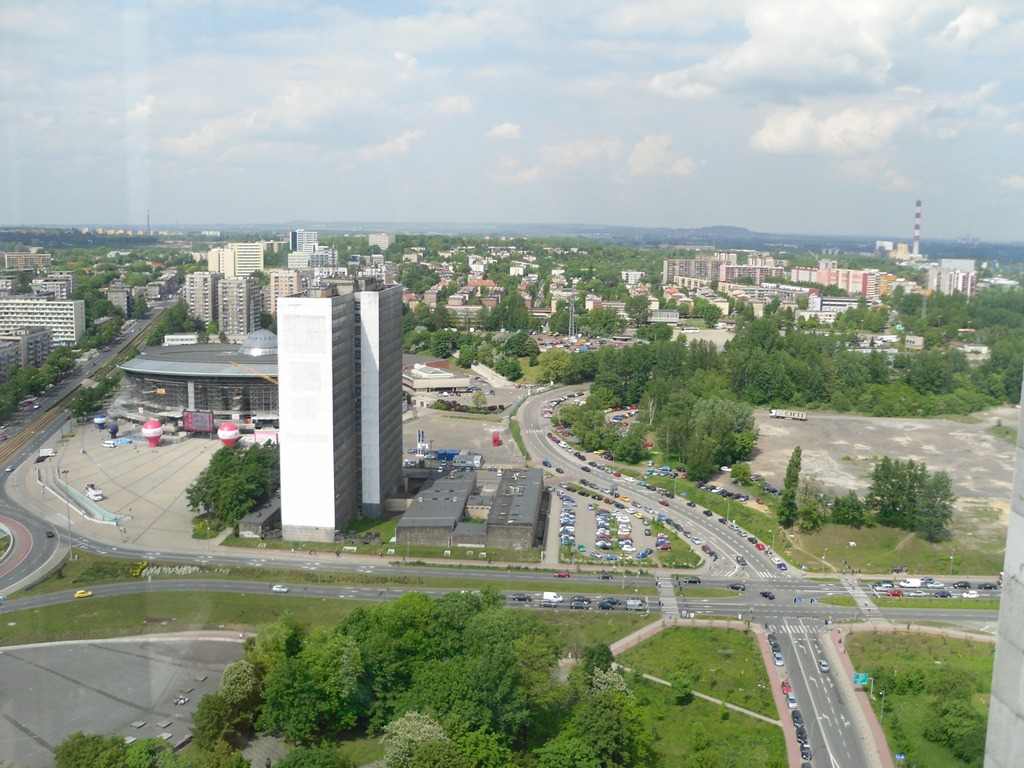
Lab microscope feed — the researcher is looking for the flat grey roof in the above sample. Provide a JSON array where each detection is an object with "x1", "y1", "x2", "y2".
[
  {"x1": 488, "y1": 468, "x2": 544, "y2": 527},
  {"x1": 398, "y1": 471, "x2": 476, "y2": 528},
  {"x1": 119, "y1": 344, "x2": 278, "y2": 379}
]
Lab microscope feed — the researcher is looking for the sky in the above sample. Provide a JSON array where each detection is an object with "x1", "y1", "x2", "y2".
[{"x1": 2, "y1": 1, "x2": 1023, "y2": 241}]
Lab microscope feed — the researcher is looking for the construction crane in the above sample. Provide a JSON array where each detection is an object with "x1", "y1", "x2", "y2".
[{"x1": 229, "y1": 361, "x2": 278, "y2": 385}]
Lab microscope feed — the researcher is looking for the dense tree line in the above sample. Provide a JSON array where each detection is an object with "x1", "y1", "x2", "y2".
[{"x1": 146, "y1": 300, "x2": 208, "y2": 345}]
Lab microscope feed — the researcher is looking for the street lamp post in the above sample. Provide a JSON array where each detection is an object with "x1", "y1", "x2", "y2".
[
  {"x1": 949, "y1": 549, "x2": 956, "y2": 577},
  {"x1": 822, "y1": 549, "x2": 827, "y2": 573},
  {"x1": 880, "y1": 691, "x2": 887, "y2": 724},
  {"x1": 60, "y1": 469, "x2": 75, "y2": 561}
]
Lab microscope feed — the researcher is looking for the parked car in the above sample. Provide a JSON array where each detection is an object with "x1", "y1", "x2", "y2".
[
  {"x1": 781, "y1": 679, "x2": 792, "y2": 694},
  {"x1": 553, "y1": 570, "x2": 571, "y2": 578},
  {"x1": 772, "y1": 651, "x2": 784, "y2": 667}
]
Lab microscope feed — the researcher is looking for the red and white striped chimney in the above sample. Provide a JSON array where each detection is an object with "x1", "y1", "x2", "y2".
[{"x1": 913, "y1": 199, "x2": 921, "y2": 257}]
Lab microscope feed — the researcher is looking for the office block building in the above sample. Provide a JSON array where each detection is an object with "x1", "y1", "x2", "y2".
[
  {"x1": 218, "y1": 276, "x2": 260, "y2": 342},
  {"x1": 228, "y1": 242, "x2": 265, "y2": 277},
  {"x1": 107, "y1": 283, "x2": 134, "y2": 317},
  {"x1": 290, "y1": 229, "x2": 319, "y2": 253},
  {"x1": 0, "y1": 326, "x2": 52, "y2": 368},
  {"x1": 207, "y1": 247, "x2": 236, "y2": 276},
  {"x1": 354, "y1": 281, "x2": 404, "y2": 518},
  {"x1": 3, "y1": 251, "x2": 52, "y2": 270},
  {"x1": 184, "y1": 271, "x2": 221, "y2": 325},
  {"x1": 277, "y1": 279, "x2": 403, "y2": 540},
  {"x1": 0, "y1": 295, "x2": 84, "y2": 345}
]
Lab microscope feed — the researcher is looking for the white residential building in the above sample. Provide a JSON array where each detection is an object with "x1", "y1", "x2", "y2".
[{"x1": 0, "y1": 295, "x2": 85, "y2": 345}]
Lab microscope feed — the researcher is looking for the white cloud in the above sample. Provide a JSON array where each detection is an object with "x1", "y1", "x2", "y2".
[
  {"x1": 435, "y1": 94, "x2": 472, "y2": 115},
  {"x1": 942, "y1": 7, "x2": 1000, "y2": 46},
  {"x1": 488, "y1": 155, "x2": 542, "y2": 184},
  {"x1": 538, "y1": 138, "x2": 621, "y2": 168},
  {"x1": 487, "y1": 122, "x2": 522, "y2": 140},
  {"x1": 627, "y1": 134, "x2": 695, "y2": 176},
  {"x1": 996, "y1": 174, "x2": 1024, "y2": 189},
  {"x1": 394, "y1": 51, "x2": 418, "y2": 79},
  {"x1": 126, "y1": 95, "x2": 155, "y2": 122},
  {"x1": 357, "y1": 129, "x2": 425, "y2": 161},
  {"x1": 651, "y1": 0, "x2": 904, "y2": 101},
  {"x1": 750, "y1": 99, "x2": 921, "y2": 156},
  {"x1": 836, "y1": 156, "x2": 914, "y2": 190}
]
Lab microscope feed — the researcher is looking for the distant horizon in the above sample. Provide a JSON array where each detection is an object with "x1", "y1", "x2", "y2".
[{"x1": 4, "y1": 220, "x2": 1018, "y2": 249}]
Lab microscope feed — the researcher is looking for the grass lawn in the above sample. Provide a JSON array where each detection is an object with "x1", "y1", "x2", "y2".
[
  {"x1": 0, "y1": 591, "x2": 371, "y2": 646},
  {"x1": 631, "y1": 674, "x2": 786, "y2": 768},
  {"x1": 617, "y1": 626, "x2": 778, "y2": 718},
  {"x1": 845, "y1": 631, "x2": 994, "y2": 768},
  {"x1": 786, "y1": 524, "x2": 1005, "y2": 578},
  {"x1": 537, "y1": 611, "x2": 655, "y2": 654},
  {"x1": 870, "y1": 596, "x2": 999, "y2": 610}
]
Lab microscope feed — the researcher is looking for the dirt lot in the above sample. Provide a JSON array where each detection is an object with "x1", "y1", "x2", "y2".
[{"x1": 748, "y1": 406, "x2": 1018, "y2": 524}]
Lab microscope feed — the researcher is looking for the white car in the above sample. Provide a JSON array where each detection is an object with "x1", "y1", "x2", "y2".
[
  {"x1": 962, "y1": 590, "x2": 979, "y2": 599},
  {"x1": 786, "y1": 692, "x2": 798, "y2": 709},
  {"x1": 271, "y1": 584, "x2": 289, "y2": 593}
]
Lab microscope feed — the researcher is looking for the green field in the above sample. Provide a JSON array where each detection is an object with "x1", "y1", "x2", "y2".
[
  {"x1": 617, "y1": 626, "x2": 778, "y2": 718},
  {"x1": 845, "y1": 631, "x2": 994, "y2": 768},
  {"x1": 631, "y1": 674, "x2": 787, "y2": 768}
]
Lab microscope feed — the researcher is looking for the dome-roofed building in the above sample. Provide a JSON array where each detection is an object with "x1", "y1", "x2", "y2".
[
  {"x1": 118, "y1": 335, "x2": 279, "y2": 427},
  {"x1": 239, "y1": 329, "x2": 278, "y2": 357}
]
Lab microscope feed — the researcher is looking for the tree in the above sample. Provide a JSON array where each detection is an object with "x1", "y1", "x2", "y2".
[
  {"x1": 568, "y1": 690, "x2": 654, "y2": 767},
  {"x1": 382, "y1": 712, "x2": 449, "y2": 768},
  {"x1": 623, "y1": 295, "x2": 650, "y2": 327},
  {"x1": 217, "y1": 659, "x2": 261, "y2": 732},
  {"x1": 191, "y1": 692, "x2": 245, "y2": 750},
  {"x1": 494, "y1": 357, "x2": 523, "y2": 381},
  {"x1": 471, "y1": 389, "x2": 487, "y2": 408},
  {"x1": 505, "y1": 332, "x2": 539, "y2": 358},
  {"x1": 729, "y1": 462, "x2": 752, "y2": 485},
  {"x1": 123, "y1": 738, "x2": 172, "y2": 768},
  {"x1": 830, "y1": 491, "x2": 870, "y2": 528},
  {"x1": 54, "y1": 732, "x2": 126, "y2": 768},
  {"x1": 778, "y1": 447, "x2": 801, "y2": 528},
  {"x1": 915, "y1": 470, "x2": 956, "y2": 542},
  {"x1": 534, "y1": 736, "x2": 601, "y2": 768},
  {"x1": 671, "y1": 672, "x2": 694, "y2": 705}
]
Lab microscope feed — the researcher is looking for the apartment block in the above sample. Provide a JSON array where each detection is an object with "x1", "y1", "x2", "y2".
[
  {"x1": 184, "y1": 271, "x2": 221, "y2": 325},
  {"x1": 217, "y1": 276, "x2": 261, "y2": 342},
  {"x1": 267, "y1": 270, "x2": 304, "y2": 316},
  {"x1": 0, "y1": 295, "x2": 84, "y2": 345}
]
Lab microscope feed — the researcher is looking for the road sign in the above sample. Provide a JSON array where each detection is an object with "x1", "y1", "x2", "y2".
[
  {"x1": 853, "y1": 673, "x2": 869, "y2": 685},
  {"x1": 895, "y1": 754, "x2": 906, "y2": 761},
  {"x1": 810, "y1": 597, "x2": 818, "y2": 603},
  {"x1": 794, "y1": 597, "x2": 803, "y2": 603}
]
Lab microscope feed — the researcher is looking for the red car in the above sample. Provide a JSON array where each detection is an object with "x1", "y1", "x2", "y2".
[
  {"x1": 886, "y1": 589, "x2": 903, "y2": 597},
  {"x1": 755, "y1": 497, "x2": 764, "y2": 505},
  {"x1": 756, "y1": 542, "x2": 766, "y2": 551},
  {"x1": 781, "y1": 680, "x2": 792, "y2": 694},
  {"x1": 658, "y1": 500, "x2": 670, "y2": 507},
  {"x1": 553, "y1": 570, "x2": 571, "y2": 578}
]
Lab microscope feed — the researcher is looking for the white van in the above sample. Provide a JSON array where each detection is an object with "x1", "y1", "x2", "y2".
[
  {"x1": 626, "y1": 598, "x2": 646, "y2": 611},
  {"x1": 899, "y1": 578, "x2": 922, "y2": 589},
  {"x1": 542, "y1": 591, "x2": 563, "y2": 603}
]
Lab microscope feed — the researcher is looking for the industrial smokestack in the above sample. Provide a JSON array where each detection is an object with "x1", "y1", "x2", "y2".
[{"x1": 912, "y1": 199, "x2": 921, "y2": 257}]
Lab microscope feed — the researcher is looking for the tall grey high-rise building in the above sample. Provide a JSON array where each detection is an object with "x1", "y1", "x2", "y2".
[
  {"x1": 985, "y1": 367, "x2": 1024, "y2": 768},
  {"x1": 184, "y1": 271, "x2": 221, "y2": 325},
  {"x1": 277, "y1": 278, "x2": 403, "y2": 541},
  {"x1": 218, "y1": 276, "x2": 261, "y2": 342}
]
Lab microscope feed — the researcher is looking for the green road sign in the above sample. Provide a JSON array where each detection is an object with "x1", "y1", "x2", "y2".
[{"x1": 853, "y1": 673, "x2": 869, "y2": 685}]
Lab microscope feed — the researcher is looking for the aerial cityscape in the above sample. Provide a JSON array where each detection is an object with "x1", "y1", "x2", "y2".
[{"x1": 2, "y1": 3, "x2": 1023, "y2": 768}]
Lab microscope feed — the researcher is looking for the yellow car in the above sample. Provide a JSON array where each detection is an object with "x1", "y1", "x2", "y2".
[
  {"x1": 73, "y1": 589, "x2": 93, "y2": 599},
  {"x1": 619, "y1": 496, "x2": 630, "y2": 503}
]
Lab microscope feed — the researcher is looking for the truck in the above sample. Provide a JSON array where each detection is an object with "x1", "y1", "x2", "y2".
[
  {"x1": 435, "y1": 449, "x2": 461, "y2": 462},
  {"x1": 38, "y1": 448, "x2": 56, "y2": 458},
  {"x1": 84, "y1": 483, "x2": 104, "y2": 501},
  {"x1": 541, "y1": 591, "x2": 564, "y2": 603},
  {"x1": 769, "y1": 409, "x2": 807, "y2": 421}
]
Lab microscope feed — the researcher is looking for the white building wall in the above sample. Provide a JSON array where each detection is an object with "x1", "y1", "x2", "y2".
[
  {"x1": 355, "y1": 285, "x2": 403, "y2": 518},
  {"x1": 278, "y1": 293, "x2": 357, "y2": 541},
  {"x1": 985, "y1": 368, "x2": 1024, "y2": 768},
  {"x1": 0, "y1": 297, "x2": 85, "y2": 345}
]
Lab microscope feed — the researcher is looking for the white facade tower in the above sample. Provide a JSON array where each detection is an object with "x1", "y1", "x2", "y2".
[
  {"x1": 277, "y1": 287, "x2": 358, "y2": 541},
  {"x1": 985, "y1": 366, "x2": 1024, "y2": 767},
  {"x1": 354, "y1": 282, "x2": 404, "y2": 517}
]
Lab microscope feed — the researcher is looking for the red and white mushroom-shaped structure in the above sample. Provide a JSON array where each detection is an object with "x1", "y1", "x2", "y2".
[
  {"x1": 141, "y1": 419, "x2": 163, "y2": 448},
  {"x1": 217, "y1": 422, "x2": 240, "y2": 447}
]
